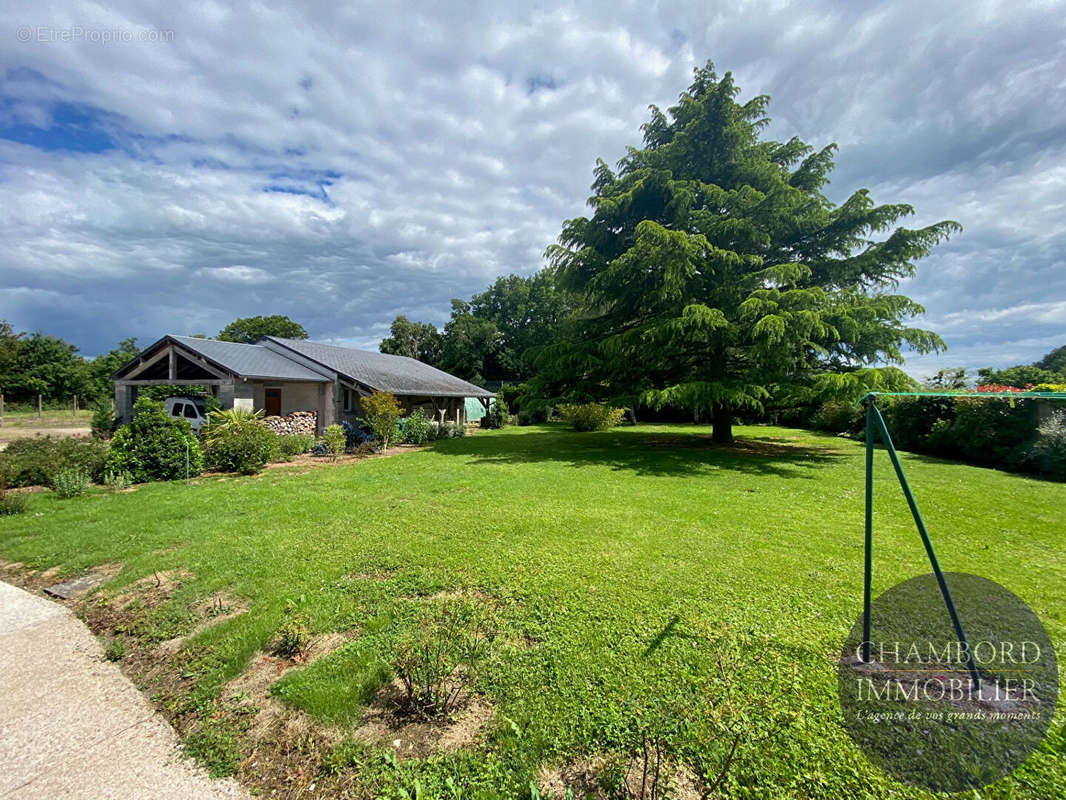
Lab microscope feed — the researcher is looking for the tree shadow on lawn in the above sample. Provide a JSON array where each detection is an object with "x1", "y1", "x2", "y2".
[{"x1": 443, "y1": 427, "x2": 846, "y2": 478}]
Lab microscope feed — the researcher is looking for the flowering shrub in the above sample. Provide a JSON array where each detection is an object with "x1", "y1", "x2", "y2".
[{"x1": 975, "y1": 384, "x2": 1032, "y2": 393}]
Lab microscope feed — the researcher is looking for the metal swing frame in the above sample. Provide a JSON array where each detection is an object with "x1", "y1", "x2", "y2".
[{"x1": 858, "y1": 389, "x2": 1066, "y2": 689}]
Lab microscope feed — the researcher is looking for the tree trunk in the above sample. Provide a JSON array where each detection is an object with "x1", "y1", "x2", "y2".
[{"x1": 712, "y1": 404, "x2": 733, "y2": 444}]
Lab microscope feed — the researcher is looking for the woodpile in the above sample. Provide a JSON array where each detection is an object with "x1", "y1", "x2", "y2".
[{"x1": 263, "y1": 410, "x2": 317, "y2": 436}]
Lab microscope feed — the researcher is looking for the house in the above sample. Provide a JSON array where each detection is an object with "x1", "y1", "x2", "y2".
[{"x1": 112, "y1": 335, "x2": 494, "y2": 432}]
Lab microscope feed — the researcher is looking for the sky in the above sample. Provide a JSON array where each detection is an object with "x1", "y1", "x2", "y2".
[{"x1": 1, "y1": 1, "x2": 1064, "y2": 379}]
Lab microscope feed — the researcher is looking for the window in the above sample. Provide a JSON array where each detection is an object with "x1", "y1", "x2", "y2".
[
  {"x1": 343, "y1": 388, "x2": 353, "y2": 412},
  {"x1": 170, "y1": 403, "x2": 183, "y2": 417},
  {"x1": 184, "y1": 404, "x2": 199, "y2": 419}
]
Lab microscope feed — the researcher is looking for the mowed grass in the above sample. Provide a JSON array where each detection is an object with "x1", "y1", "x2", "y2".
[{"x1": 1, "y1": 423, "x2": 1063, "y2": 799}]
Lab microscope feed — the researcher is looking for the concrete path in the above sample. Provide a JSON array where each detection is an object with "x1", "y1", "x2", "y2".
[{"x1": 0, "y1": 580, "x2": 247, "y2": 799}]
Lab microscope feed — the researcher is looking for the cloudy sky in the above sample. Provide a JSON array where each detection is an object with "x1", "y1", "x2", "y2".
[{"x1": 1, "y1": 1, "x2": 1064, "y2": 378}]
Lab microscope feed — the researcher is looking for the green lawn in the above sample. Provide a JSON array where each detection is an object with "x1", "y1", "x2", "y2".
[{"x1": 1, "y1": 423, "x2": 1063, "y2": 799}]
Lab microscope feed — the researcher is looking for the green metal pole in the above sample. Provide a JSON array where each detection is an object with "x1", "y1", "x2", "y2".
[
  {"x1": 862, "y1": 398, "x2": 874, "y2": 663},
  {"x1": 868, "y1": 402, "x2": 982, "y2": 689}
]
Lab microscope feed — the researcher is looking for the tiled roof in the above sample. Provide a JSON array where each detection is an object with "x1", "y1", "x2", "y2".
[
  {"x1": 166, "y1": 336, "x2": 332, "y2": 382},
  {"x1": 263, "y1": 337, "x2": 494, "y2": 397}
]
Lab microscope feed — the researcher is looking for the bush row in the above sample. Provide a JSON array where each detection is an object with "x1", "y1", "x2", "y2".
[
  {"x1": 808, "y1": 396, "x2": 1066, "y2": 479},
  {"x1": 0, "y1": 396, "x2": 480, "y2": 499}
]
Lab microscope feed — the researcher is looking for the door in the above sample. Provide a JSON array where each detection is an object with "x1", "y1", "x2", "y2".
[{"x1": 265, "y1": 387, "x2": 282, "y2": 417}]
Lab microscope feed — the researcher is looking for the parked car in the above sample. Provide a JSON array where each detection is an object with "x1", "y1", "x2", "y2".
[{"x1": 164, "y1": 396, "x2": 209, "y2": 432}]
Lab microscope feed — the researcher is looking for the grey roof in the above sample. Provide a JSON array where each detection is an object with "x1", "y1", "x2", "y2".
[
  {"x1": 166, "y1": 336, "x2": 332, "y2": 382},
  {"x1": 263, "y1": 336, "x2": 495, "y2": 398}
]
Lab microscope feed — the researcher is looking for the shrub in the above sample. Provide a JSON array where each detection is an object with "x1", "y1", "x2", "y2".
[
  {"x1": 1023, "y1": 411, "x2": 1066, "y2": 479},
  {"x1": 480, "y1": 398, "x2": 510, "y2": 429},
  {"x1": 809, "y1": 401, "x2": 864, "y2": 436},
  {"x1": 200, "y1": 408, "x2": 277, "y2": 475},
  {"x1": 438, "y1": 421, "x2": 466, "y2": 439},
  {"x1": 105, "y1": 397, "x2": 204, "y2": 483},
  {"x1": 557, "y1": 402, "x2": 626, "y2": 432},
  {"x1": 0, "y1": 436, "x2": 109, "y2": 487},
  {"x1": 276, "y1": 434, "x2": 315, "y2": 460},
  {"x1": 341, "y1": 420, "x2": 372, "y2": 450},
  {"x1": 104, "y1": 469, "x2": 133, "y2": 492},
  {"x1": 91, "y1": 402, "x2": 115, "y2": 439},
  {"x1": 401, "y1": 409, "x2": 434, "y2": 445},
  {"x1": 321, "y1": 424, "x2": 346, "y2": 460},
  {"x1": 391, "y1": 598, "x2": 497, "y2": 718},
  {"x1": 360, "y1": 391, "x2": 403, "y2": 453},
  {"x1": 923, "y1": 397, "x2": 1034, "y2": 467},
  {"x1": 52, "y1": 467, "x2": 91, "y2": 498}
]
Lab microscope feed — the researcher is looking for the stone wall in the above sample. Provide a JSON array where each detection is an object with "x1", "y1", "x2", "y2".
[{"x1": 263, "y1": 410, "x2": 317, "y2": 437}]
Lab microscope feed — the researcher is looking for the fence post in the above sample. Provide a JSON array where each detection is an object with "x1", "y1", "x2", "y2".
[
  {"x1": 37, "y1": 394, "x2": 42, "y2": 418},
  {"x1": 0, "y1": 392, "x2": 4, "y2": 426},
  {"x1": 73, "y1": 395, "x2": 78, "y2": 416}
]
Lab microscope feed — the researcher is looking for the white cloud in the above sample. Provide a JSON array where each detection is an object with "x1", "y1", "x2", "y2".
[{"x1": 0, "y1": 0, "x2": 1063, "y2": 369}]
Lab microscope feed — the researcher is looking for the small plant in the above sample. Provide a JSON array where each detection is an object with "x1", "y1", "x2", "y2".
[
  {"x1": 0, "y1": 468, "x2": 28, "y2": 515},
  {"x1": 349, "y1": 441, "x2": 377, "y2": 457},
  {"x1": 103, "y1": 469, "x2": 133, "y2": 492},
  {"x1": 103, "y1": 637, "x2": 127, "y2": 661},
  {"x1": 402, "y1": 408, "x2": 434, "y2": 445},
  {"x1": 391, "y1": 598, "x2": 496, "y2": 719},
  {"x1": 480, "y1": 398, "x2": 510, "y2": 429},
  {"x1": 52, "y1": 466, "x2": 92, "y2": 498},
  {"x1": 321, "y1": 424, "x2": 346, "y2": 461},
  {"x1": 272, "y1": 614, "x2": 311, "y2": 659},
  {"x1": 360, "y1": 391, "x2": 403, "y2": 453},
  {"x1": 557, "y1": 402, "x2": 626, "y2": 432},
  {"x1": 0, "y1": 491, "x2": 28, "y2": 516},
  {"x1": 275, "y1": 434, "x2": 315, "y2": 461}
]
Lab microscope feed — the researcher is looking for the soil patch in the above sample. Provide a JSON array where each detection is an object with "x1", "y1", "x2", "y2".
[
  {"x1": 156, "y1": 593, "x2": 250, "y2": 654},
  {"x1": 537, "y1": 754, "x2": 704, "y2": 800},
  {"x1": 352, "y1": 680, "x2": 493, "y2": 759},
  {"x1": 224, "y1": 632, "x2": 354, "y2": 739}
]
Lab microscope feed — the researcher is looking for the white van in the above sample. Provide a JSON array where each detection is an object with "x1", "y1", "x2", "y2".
[{"x1": 164, "y1": 396, "x2": 209, "y2": 432}]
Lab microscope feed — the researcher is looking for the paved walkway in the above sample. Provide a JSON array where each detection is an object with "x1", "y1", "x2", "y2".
[{"x1": 0, "y1": 580, "x2": 247, "y2": 799}]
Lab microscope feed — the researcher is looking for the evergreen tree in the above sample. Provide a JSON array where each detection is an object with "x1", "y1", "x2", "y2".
[{"x1": 537, "y1": 63, "x2": 957, "y2": 442}]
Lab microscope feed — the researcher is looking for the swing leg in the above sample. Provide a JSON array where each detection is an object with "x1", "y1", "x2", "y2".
[{"x1": 866, "y1": 401, "x2": 982, "y2": 690}]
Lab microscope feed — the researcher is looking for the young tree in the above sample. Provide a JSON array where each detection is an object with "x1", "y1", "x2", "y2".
[
  {"x1": 379, "y1": 315, "x2": 443, "y2": 365},
  {"x1": 218, "y1": 315, "x2": 308, "y2": 343},
  {"x1": 360, "y1": 391, "x2": 403, "y2": 453},
  {"x1": 538, "y1": 62, "x2": 957, "y2": 442}
]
